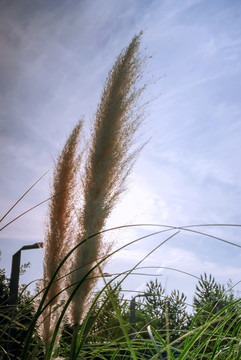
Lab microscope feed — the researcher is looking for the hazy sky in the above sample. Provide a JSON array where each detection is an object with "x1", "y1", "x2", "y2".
[{"x1": 1, "y1": 0, "x2": 241, "y2": 303}]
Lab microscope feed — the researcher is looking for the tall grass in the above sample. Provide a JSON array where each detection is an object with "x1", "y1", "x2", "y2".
[
  {"x1": 67, "y1": 31, "x2": 146, "y2": 329},
  {"x1": 1, "y1": 224, "x2": 238, "y2": 360},
  {"x1": 39, "y1": 121, "x2": 83, "y2": 353},
  {"x1": 35, "y1": 32, "x2": 147, "y2": 357},
  {"x1": 1, "y1": 222, "x2": 241, "y2": 359}
]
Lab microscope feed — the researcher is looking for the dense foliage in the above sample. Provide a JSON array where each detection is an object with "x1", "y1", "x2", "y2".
[
  {"x1": 1, "y1": 248, "x2": 240, "y2": 360},
  {"x1": 0, "y1": 258, "x2": 42, "y2": 359},
  {"x1": 0, "y1": 266, "x2": 240, "y2": 359}
]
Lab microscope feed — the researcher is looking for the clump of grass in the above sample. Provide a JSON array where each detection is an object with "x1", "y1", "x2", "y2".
[
  {"x1": 36, "y1": 32, "x2": 147, "y2": 356},
  {"x1": 2, "y1": 223, "x2": 241, "y2": 359}
]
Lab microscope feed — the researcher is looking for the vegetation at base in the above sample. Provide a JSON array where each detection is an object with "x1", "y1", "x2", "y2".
[
  {"x1": 1, "y1": 258, "x2": 240, "y2": 359},
  {"x1": 0, "y1": 254, "x2": 42, "y2": 359}
]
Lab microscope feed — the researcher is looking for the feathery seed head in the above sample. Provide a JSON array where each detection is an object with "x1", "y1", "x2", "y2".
[
  {"x1": 68, "y1": 33, "x2": 146, "y2": 325},
  {"x1": 39, "y1": 120, "x2": 83, "y2": 351}
]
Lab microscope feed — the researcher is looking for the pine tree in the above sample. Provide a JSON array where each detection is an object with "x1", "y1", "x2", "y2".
[
  {"x1": 192, "y1": 273, "x2": 240, "y2": 359},
  {"x1": 193, "y1": 272, "x2": 234, "y2": 324},
  {"x1": 136, "y1": 279, "x2": 190, "y2": 341}
]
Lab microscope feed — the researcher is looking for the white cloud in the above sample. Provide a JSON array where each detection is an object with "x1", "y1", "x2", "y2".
[{"x1": 107, "y1": 239, "x2": 241, "y2": 302}]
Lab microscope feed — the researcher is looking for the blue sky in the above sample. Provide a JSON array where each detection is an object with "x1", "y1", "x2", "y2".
[{"x1": 1, "y1": 0, "x2": 241, "y2": 303}]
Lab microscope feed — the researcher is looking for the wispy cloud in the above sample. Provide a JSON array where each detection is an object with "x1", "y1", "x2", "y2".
[
  {"x1": 1, "y1": 0, "x2": 241, "y2": 299},
  {"x1": 112, "y1": 241, "x2": 241, "y2": 301}
]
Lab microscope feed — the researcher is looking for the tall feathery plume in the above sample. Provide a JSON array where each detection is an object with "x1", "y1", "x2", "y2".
[
  {"x1": 38, "y1": 120, "x2": 83, "y2": 353},
  {"x1": 68, "y1": 33, "x2": 146, "y2": 327}
]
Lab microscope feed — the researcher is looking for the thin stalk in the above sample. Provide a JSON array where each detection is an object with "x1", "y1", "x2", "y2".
[
  {"x1": 165, "y1": 300, "x2": 170, "y2": 360},
  {"x1": 0, "y1": 170, "x2": 49, "y2": 223},
  {"x1": 69, "y1": 324, "x2": 81, "y2": 360}
]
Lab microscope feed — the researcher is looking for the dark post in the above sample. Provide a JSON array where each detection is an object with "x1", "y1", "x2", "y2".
[
  {"x1": 129, "y1": 293, "x2": 151, "y2": 340},
  {"x1": 9, "y1": 242, "x2": 44, "y2": 306},
  {"x1": 129, "y1": 293, "x2": 151, "y2": 360},
  {"x1": 130, "y1": 297, "x2": 137, "y2": 341},
  {"x1": 5, "y1": 242, "x2": 44, "y2": 360},
  {"x1": 9, "y1": 250, "x2": 21, "y2": 306}
]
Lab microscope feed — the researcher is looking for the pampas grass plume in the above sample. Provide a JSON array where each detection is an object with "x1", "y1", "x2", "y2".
[
  {"x1": 68, "y1": 32, "x2": 146, "y2": 326},
  {"x1": 39, "y1": 120, "x2": 83, "y2": 352}
]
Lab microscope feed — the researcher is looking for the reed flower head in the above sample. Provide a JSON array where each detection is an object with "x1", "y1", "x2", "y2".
[
  {"x1": 68, "y1": 32, "x2": 146, "y2": 325},
  {"x1": 38, "y1": 120, "x2": 83, "y2": 352},
  {"x1": 40, "y1": 33, "x2": 147, "y2": 355}
]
